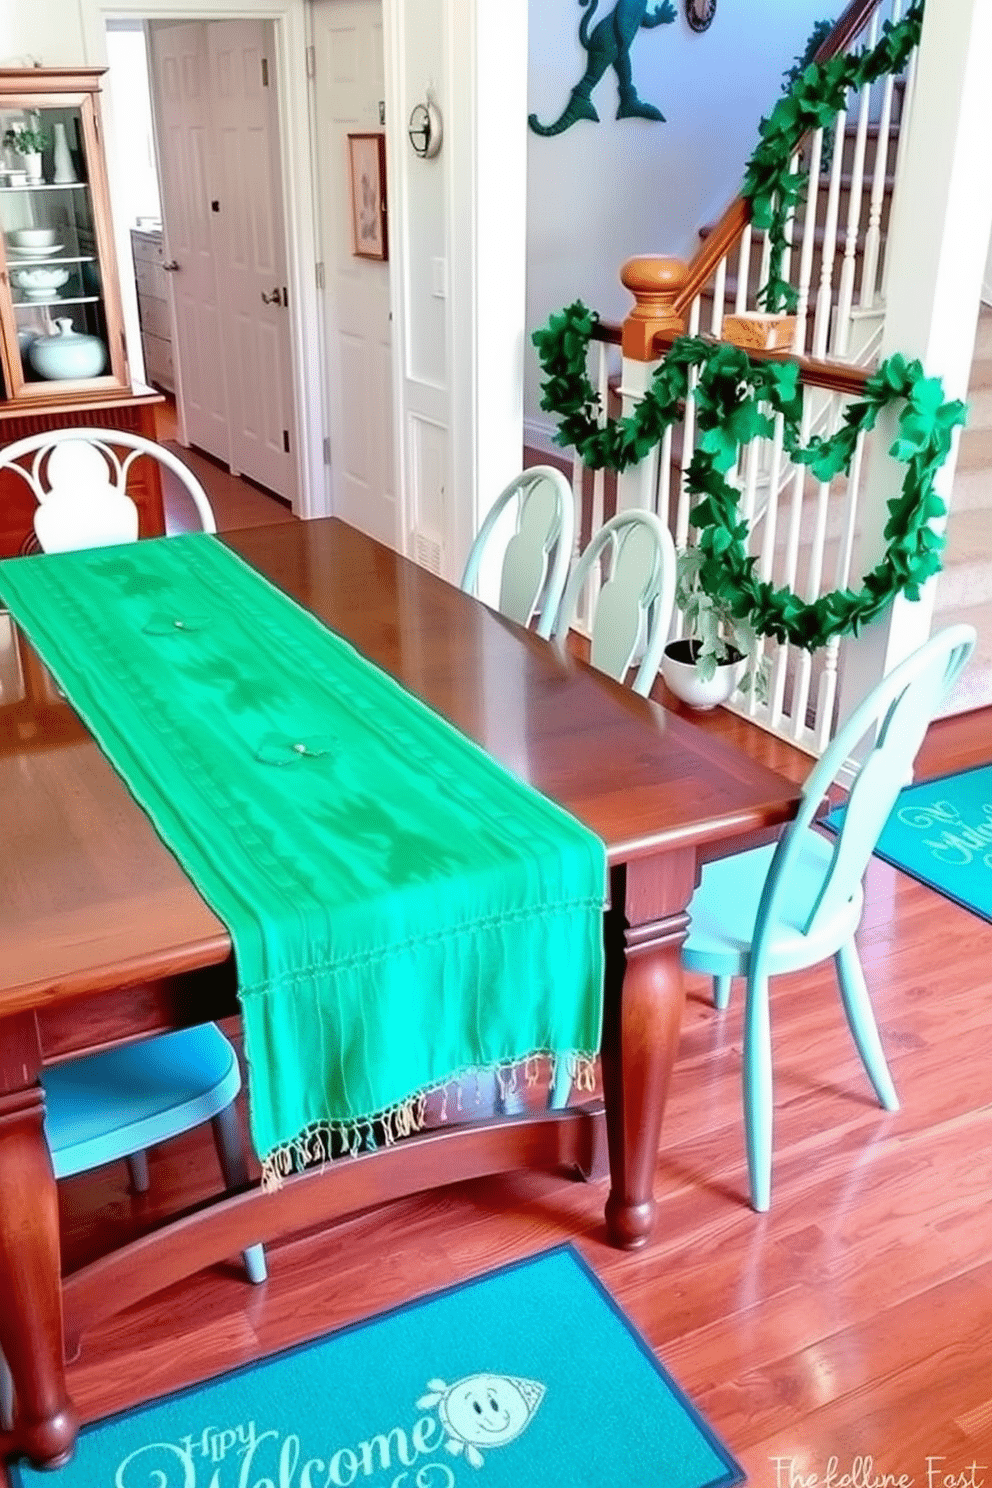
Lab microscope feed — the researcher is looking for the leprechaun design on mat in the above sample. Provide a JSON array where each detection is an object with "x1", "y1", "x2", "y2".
[{"x1": 419, "y1": 1373, "x2": 546, "y2": 1469}]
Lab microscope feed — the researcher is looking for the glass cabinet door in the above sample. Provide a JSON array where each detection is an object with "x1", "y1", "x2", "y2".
[{"x1": 0, "y1": 72, "x2": 129, "y2": 403}]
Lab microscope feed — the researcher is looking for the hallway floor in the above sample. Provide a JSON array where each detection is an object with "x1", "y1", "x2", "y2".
[{"x1": 153, "y1": 400, "x2": 298, "y2": 535}]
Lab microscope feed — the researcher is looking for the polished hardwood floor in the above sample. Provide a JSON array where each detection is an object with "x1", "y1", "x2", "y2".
[{"x1": 9, "y1": 428, "x2": 992, "y2": 1487}]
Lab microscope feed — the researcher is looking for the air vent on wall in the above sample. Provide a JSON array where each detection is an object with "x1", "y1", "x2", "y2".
[{"x1": 413, "y1": 530, "x2": 443, "y2": 575}]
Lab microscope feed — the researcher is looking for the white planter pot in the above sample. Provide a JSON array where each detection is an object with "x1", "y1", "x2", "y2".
[
  {"x1": 661, "y1": 639, "x2": 746, "y2": 711},
  {"x1": 20, "y1": 151, "x2": 42, "y2": 182}
]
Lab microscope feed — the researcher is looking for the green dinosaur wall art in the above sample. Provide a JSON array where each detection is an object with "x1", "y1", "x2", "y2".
[{"x1": 529, "y1": 0, "x2": 676, "y2": 138}]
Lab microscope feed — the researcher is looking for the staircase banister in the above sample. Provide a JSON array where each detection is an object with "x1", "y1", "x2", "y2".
[
  {"x1": 589, "y1": 320, "x2": 622, "y2": 346},
  {"x1": 672, "y1": 0, "x2": 888, "y2": 317},
  {"x1": 811, "y1": 0, "x2": 888, "y2": 64},
  {"x1": 651, "y1": 330, "x2": 871, "y2": 396},
  {"x1": 559, "y1": 313, "x2": 872, "y2": 395}
]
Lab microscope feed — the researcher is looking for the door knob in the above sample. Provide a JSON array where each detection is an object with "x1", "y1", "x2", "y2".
[
  {"x1": 162, "y1": 259, "x2": 181, "y2": 271},
  {"x1": 261, "y1": 286, "x2": 281, "y2": 304}
]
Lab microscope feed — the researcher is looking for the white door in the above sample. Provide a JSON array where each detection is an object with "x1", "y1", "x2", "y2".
[
  {"x1": 149, "y1": 21, "x2": 230, "y2": 465},
  {"x1": 208, "y1": 21, "x2": 296, "y2": 502},
  {"x1": 310, "y1": 0, "x2": 396, "y2": 547},
  {"x1": 149, "y1": 20, "x2": 297, "y2": 502}
]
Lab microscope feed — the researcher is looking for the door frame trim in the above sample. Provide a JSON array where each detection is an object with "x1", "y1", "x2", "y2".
[{"x1": 85, "y1": 0, "x2": 326, "y2": 519}]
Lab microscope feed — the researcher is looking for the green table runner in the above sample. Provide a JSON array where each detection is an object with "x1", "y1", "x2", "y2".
[{"x1": 0, "y1": 535, "x2": 606, "y2": 1183}]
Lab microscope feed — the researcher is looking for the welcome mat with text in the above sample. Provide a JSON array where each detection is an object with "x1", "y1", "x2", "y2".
[
  {"x1": 825, "y1": 763, "x2": 992, "y2": 923},
  {"x1": 12, "y1": 1245, "x2": 744, "y2": 1488}
]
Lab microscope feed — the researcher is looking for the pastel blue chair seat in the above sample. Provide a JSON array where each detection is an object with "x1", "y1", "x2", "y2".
[
  {"x1": 681, "y1": 625, "x2": 976, "y2": 1213},
  {"x1": 0, "y1": 1025, "x2": 266, "y2": 1430},
  {"x1": 43, "y1": 1025, "x2": 261, "y2": 1216},
  {"x1": 44, "y1": 1027, "x2": 266, "y2": 1286},
  {"x1": 44, "y1": 1026, "x2": 265, "y2": 1278},
  {"x1": 682, "y1": 835, "x2": 863, "y2": 980}
]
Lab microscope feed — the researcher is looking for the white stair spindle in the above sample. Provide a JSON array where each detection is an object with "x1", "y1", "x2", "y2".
[
  {"x1": 709, "y1": 256, "x2": 727, "y2": 338},
  {"x1": 792, "y1": 128, "x2": 824, "y2": 358},
  {"x1": 656, "y1": 423, "x2": 674, "y2": 528},
  {"x1": 833, "y1": 32, "x2": 875, "y2": 358},
  {"x1": 735, "y1": 225, "x2": 753, "y2": 315},
  {"x1": 812, "y1": 109, "x2": 848, "y2": 360},
  {"x1": 860, "y1": 0, "x2": 902, "y2": 308},
  {"x1": 833, "y1": 417, "x2": 866, "y2": 593},
  {"x1": 814, "y1": 637, "x2": 842, "y2": 753},
  {"x1": 768, "y1": 389, "x2": 814, "y2": 731},
  {"x1": 748, "y1": 413, "x2": 786, "y2": 720},
  {"x1": 756, "y1": 222, "x2": 773, "y2": 313}
]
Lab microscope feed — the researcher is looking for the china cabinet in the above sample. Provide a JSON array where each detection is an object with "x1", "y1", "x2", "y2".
[
  {"x1": 0, "y1": 68, "x2": 130, "y2": 402},
  {"x1": 0, "y1": 68, "x2": 164, "y2": 556}
]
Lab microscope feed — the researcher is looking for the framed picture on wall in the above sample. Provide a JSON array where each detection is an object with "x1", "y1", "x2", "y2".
[{"x1": 347, "y1": 132, "x2": 388, "y2": 261}]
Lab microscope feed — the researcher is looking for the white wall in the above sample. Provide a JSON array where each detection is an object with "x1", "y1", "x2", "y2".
[
  {"x1": 525, "y1": 0, "x2": 835, "y2": 439},
  {"x1": 104, "y1": 23, "x2": 161, "y2": 230},
  {"x1": 0, "y1": 3, "x2": 85, "y2": 64}
]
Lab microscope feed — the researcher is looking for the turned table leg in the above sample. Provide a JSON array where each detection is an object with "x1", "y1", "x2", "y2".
[
  {"x1": 0, "y1": 1017, "x2": 77, "y2": 1469},
  {"x1": 600, "y1": 855, "x2": 696, "y2": 1250}
]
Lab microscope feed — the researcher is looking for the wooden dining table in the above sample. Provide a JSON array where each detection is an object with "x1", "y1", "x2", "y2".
[{"x1": 0, "y1": 516, "x2": 801, "y2": 1471}]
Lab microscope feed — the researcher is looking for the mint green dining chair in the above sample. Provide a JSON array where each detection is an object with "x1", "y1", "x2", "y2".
[
  {"x1": 553, "y1": 509, "x2": 677, "y2": 697},
  {"x1": 0, "y1": 1023, "x2": 267, "y2": 1427},
  {"x1": 682, "y1": 625, "x2": 976, "y2": 1211},
  {"x1": 536, "y1": 510, "x2": 677, "y2": 1116},
  {"x1": 460, "y1": 466, "x2": 575, "y2": 639}
]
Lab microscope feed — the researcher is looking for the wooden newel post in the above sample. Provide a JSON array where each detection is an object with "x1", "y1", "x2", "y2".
[{"x1": 620, "y1": 257, "x2": 689, "y2": 360}]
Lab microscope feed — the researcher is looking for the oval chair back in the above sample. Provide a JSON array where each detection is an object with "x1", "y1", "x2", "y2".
[
  {"x1": 680, "y1": 623, "x2": 976, "y2": 1211},
  {"x1": 755, "y1": 624, "x2": 976, "y2": 967},
  {"x1": 554, "y1": 510, "x2": 677, "y2": 697},
  {"x1": 460, "y1": 466, "x2": 575, "y2": 639},
  {"x1": 0, "y1": 426, "x2": 216, "y2": 553}
]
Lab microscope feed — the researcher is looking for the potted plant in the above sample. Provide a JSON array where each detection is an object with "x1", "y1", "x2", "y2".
[
  {"x1": 3, "y1": 124, "x2": 49, "y2": 182},
  {"x1": 661, "y1": 546, "x2": 759, "y2": 710}
]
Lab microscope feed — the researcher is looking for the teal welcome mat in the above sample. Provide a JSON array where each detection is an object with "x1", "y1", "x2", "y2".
[
  {"x1": 826, "y1": 763, "x2": 992, "y2": 922},
  {"x1": 12, "y1": 1247, "x2": 743, "y2": 1488}
]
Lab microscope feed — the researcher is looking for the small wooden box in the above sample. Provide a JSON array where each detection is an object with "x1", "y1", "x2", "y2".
[{"x1": 721, "y1": 313, "x2": 797, "y2": 352}]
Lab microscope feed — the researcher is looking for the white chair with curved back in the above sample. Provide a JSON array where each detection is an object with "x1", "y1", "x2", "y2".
[
  {"x1": 682, "y1": 624, "x2": 976, "y2": 1212},
  {"x1": 0, "y1": 426, "x2": 216, "y2": 553},
  {"x1": 460, "y1": 466, "x2": 575, "y2": 639},
  {"x1": 554, "y1": 509, "x2": 677, "y2": 696}
]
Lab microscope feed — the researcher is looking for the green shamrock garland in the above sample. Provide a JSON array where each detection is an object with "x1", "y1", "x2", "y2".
[
  {"x1": 532, "y1": 301, "x2": 965, "y2": 652},
  {"x1": 742, "y1": 1, "x2": 924, "y2": 312}
]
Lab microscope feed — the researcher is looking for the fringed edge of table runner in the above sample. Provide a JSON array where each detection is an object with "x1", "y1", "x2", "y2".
[{"x1": 260, "y1": 1049, "x2": 599, "y2": 1190}]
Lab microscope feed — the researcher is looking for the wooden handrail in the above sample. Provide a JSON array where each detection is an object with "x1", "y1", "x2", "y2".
[
  {"x1": 671, "y1": 0, "x2": 887, "y2": 316},
  {"x1": 813, "y1": 0, "x2": 888, "y2": 64},
  {"x1": 652, "y1": 330, "x2": 871, "y2": 396},
  {"x1": 576, "y1": 317, "x2": 872, "y2": 396}
]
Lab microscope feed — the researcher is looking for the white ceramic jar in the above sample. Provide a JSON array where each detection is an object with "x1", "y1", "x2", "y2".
[{"x1": 28, "y1": 318, "x2": 106, "y2": 380}]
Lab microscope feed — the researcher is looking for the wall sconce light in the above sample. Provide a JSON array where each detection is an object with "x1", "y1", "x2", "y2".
[{"x1": 408, "y1": 94, "x2": 443, "y2": 159}]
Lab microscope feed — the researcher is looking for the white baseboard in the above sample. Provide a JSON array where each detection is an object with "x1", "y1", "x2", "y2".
[{"x1": 523, "y1": 416, "x2": 569, "y2": 459}]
